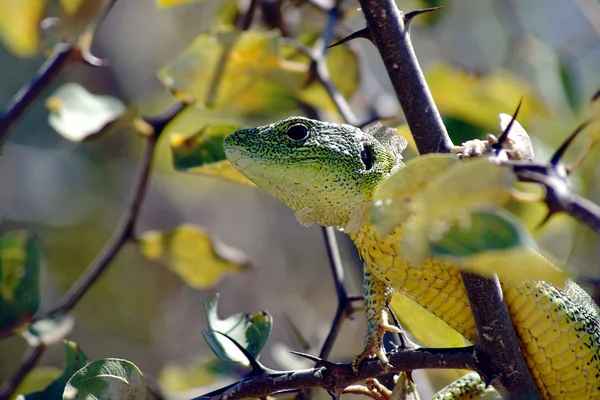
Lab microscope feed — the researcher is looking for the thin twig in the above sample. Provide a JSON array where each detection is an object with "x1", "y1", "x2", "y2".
[
  {"x1": 0, "y1": 345, "x2": 46, "y2": 400},
  {"x1": 41, "y1": 101, "x2": 188, "y2": 319},
  {"x1": 0, "y1": 43, "x2": 80, "y2": 150}
]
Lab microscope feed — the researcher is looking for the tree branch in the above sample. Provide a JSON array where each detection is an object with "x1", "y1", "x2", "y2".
[
  {"x1": 357, "y1": 0, "x2": 453, "y2": 154},
  {"x1": 0, "y1": 345, "x2": 46, "y2": 400},
  {"x1": 194, "y1": 346, "x2": 477, "y2": 400}
]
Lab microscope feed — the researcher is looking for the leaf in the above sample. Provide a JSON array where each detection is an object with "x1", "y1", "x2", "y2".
[
  {"x1": 158, "y1": 29, "x2": 306, "y2": 110},
  {"x1": 427, "y1": 64, "x2": 545, "y2": 128},
  {"x1": 63, "y1": 358, "x2": 145, "y2": 400},
  {"x1": 170, "y1": 124, "x2": 253, "y2": 185},
  {"x1": 430, "y1": 209, "x2": 566, "y2": 286},
  {"x1": 0, "y1": 0, "x2": 44, "y2": 57},
  {"x1": 0, "y1": 231, "x2": 41, "y2": 336},
  {"x1": 389, "y1": 293, "x2": 467, "y2": 348},
  {"x1": 202, "y1": 294, "x2": 272, "y2": 366},
  {"x1": 19, "y1": 340, "x2": 88, "y2": 400},
  {"x1": 60, "y1": 0, "x2": 85, "y2": 15},
  {"x1": 158, "y1": 358, "x2": 234, "y2": 395},
  {"x1": 372, "y1": 154, "x2": 459, "y2": 235},
  {"x1": 14, "y1": 367, "x2": 62, "y2": 399},
  {"x1": 22, "y1": 314, "x2": 75, "y2": 346},
  {"x1": 155, "y1": 0, "x2": 202, "y2": 8},
  {"x1": 46, "y1": 83, "x2": 132, "y2": 142},
  {"x1": 402, "y1": 158, "x2": 517, "y2": 263},
  {"x1": 138, "y1": 224, "x2": 251, "y2": 289}
]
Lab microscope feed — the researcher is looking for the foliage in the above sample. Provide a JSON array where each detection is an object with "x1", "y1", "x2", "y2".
[{"x1": 0, "y1": 1, "x2": 598, "y2": 400}]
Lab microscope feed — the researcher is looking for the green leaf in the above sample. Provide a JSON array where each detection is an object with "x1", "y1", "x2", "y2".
[
  {"x1": 19, "y1": 340, "x2": 88, "y2": 400},
  {"x1": 372, "y1": 154, "x2": 459, "y2": 235},
  {"x1": 158, "y1": 358, "x2": 234, "y2": 395},
  {"x1": 63, "y1": 358, "x2": 145, "y2": 400},
  {"x1": 139, "y1": 224, "x2": 251, "y2": 289},
  {"x1": 170, "y1": 124, "x2": 253, "y2": 185},
  {"x1": 430, "y1": 209, "x2": 566, "y2": 286},
  {"x1": 0, "y1": 0, "x2": 44, "y2": 57},
  {"x1": 0, "y1": 231, "x2": 41, "y2": 336},
  {"x1": 158, "y1": 30, "x2": 306, "y2": 111},
  {"x1": 202, "y1": 294, "x2": 272, "y2": 366},
  {"x1": 155, "y1": 0, "x2": 203, "y2": 8},
  {"x1": 14, "y1": 367, "x2": 62, "y2": 399},
  {"x1": 46, "y1": 83, "x2": 133, "y2": 142},
  {"x1": 22, "y1": 314, "x2": 75, "y2": 346}
]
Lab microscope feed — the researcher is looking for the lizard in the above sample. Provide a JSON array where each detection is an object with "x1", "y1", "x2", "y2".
[{"x1": 223, "y1": 116, "x2": 600, "y2": 399}]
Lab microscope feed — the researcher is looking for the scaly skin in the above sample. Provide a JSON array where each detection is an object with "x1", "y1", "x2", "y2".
[{"x1": 224, "y1": 117, "x2": 600, "y2": 399}]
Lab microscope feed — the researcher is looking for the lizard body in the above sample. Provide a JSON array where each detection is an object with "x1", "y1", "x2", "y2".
[{"x1": 224, "y1": 117, "x2": 600, "y2": 399}]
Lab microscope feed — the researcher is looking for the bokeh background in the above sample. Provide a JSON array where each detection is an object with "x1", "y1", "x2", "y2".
[{"x1": 1, "y1": 0, "x2": 599, "y2": 398}]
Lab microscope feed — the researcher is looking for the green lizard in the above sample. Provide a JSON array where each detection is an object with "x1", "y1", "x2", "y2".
[{"x1": 223, "y1": 116, "x2": 600, "y2": 399}]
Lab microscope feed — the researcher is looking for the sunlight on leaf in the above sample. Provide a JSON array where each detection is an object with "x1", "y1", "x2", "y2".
[
  {"x1": 390, "y1": 293, "x2": 467, "y2": 348},
  {"x1": 0, "y1": 0, "x2": 44, "y2": 57},
  {"x1": 63, "y1": 358, "x2": 145, "y2": 400},
  {"x1": 170, "y1": 124, "x2": 254, "y2": 185},
  {"x1": 202, "y1": 294, "x2": 272, "y2": 366},
  {"x1": 14, "y1": 367, "x2": 62, "y2": 400},
  {"x1": 402, "y1": 158, "x2": 517, "y2": 263},
  {"x1": 158, "y1": 29, "x2": 306, "y2": 110},
  {"x1": 47, "y1": 83, "x2": 132, "y2": 142},
  {"x1": 427, "y1": 64, "x2": 545, "y2": 128},
  {"x1": 430, "y1": 209, "x2": 566, "y2": 286},
  {"x1": 156, "y1": 0, "x2": 202, "y2": 8},
  {"x1": 372, "y1": 154, "x2": 459, "y2": 235},
  {"x1": 158, "y1": 358, "x2": 233, "y2": 395},
  {"x1": 19, "y1": 340, "x2": 88, "y2": 400},
  {"x1": 139, "y1": 224, "x2": 251, "y2": 289},
  {"x1": 22, "y1": 314, "x2": 75, "y2": 346},
  {"x1": 0, "y1": 231, "x2": 41, "y2": 336}
]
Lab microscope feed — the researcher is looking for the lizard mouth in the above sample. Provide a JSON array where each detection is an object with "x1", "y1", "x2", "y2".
[{"x1": 224, "y1": 146, "x2": 337, "y2": 165}]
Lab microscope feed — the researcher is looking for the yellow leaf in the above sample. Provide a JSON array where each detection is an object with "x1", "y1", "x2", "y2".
[
  {"x1": 390, "y1": 293, "x2": 467, "y2": 348},
  {"x1": 60, "y1": 0, "x2": 85, "y2": 15},
  {"x1": 372, "y1": 154, "x2": 459, "y2": 235},
  {"x1": 156, "y1": 0, "x2": 202, "y2": 7},
  {"x1": 184, "y1": 160, "x2": 255, "y2": 186},
  {"x1": 158, "y1": 30, "x2": 306, "y2": 110},
  {"x1": 139, "y1": 224, "x2": 250, "y2": 289},
  {"x1": 0, "y1": 0, "x2": 45, "y2": 57},
  {"x1": 427, "y1": 64, "x2": 546, "y2": 127}
]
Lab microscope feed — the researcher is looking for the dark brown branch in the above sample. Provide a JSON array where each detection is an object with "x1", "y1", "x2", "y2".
[
  {"x1": 0, "y1": 43, "x2": 80, "y2": 150},
  {"x1": 0, "y1": 345, "x2": 46, "y2": 400},
  {"x1": 40, "y1": 101, "x2": 188, "y2": 319},
  {"x1": 357, "y1": 0, "x2": 453, "y2": 154},
  {"x1": 357, "y1": 2, "x2": 540, "y2": 398},
  {"x1": 461, "y1": 273, "x2": 541, "y2": 398},
  {"x1": 193, "y1": 345, "x2": 477, "y2": 400}
]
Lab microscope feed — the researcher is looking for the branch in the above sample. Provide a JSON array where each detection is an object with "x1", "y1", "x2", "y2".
[
  {"x1": 40, "y1": 101, "x2": 188, "y2": 319},
  {"x1": 357, "y1": 2, "x2": 540, "y2": 398},
  {"x1": 357, "y1": 1, "x2": 453, "y2": 154},
  {"x1": 193, "y1": 346, "x2": 477, "y2": 400},
  {"x1": 0, "y1": 345, "x2": 46, "y2": 400}
]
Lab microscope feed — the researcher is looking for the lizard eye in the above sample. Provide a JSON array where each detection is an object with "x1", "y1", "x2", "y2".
[
  {"x1": 286, "y1": 124, "x2": 309, "y2": 141},
  {"x1": 361, "y1": 142, "x2": 374, "y2": 170}
]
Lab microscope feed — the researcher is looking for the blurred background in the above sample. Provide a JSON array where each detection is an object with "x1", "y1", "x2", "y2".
[{"x1": 0, "y1": 0, "x2": 599, "y2": 398}]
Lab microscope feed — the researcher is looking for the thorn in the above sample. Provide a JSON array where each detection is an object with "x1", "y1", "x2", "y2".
[
  {"x1": 549, "y1": 121, "x2": 589, "y2": 167},
  {"x1": 213, "y1": 331, "x2": 267, "y2": 376},
  {"x1": 592, "y1": 87, "x2": 600, "y2": 102},
  {"x1": 404, "y1": 6, "x2": 444, "y2": 28},
  {"x1": 566, "y1": 139, "x2": 597, "y2": 174},
  {"x1": 289, "y1": 350, "x2": 337, "y2": 368},
  {"x1": 328, "y1": 28, "x2": 372, "y2": 48},
  {"x1": 495, "y1": 98, "x2": 523, "y2": 149},
  {"x1": 535, "y1": 210, "x2": 556, "y2": 231},
  {"x1": 327, "y1": 390, "x2": 341, "y2": 400}
]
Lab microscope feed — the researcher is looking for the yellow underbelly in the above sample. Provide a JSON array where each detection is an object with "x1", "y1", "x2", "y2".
[{"x1": 349, "y1": 224, "x2": 600, "y2": 399}]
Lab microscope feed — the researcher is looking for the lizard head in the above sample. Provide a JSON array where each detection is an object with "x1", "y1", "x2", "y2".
[{"x1": 224, "y1": 117, "x2": 407, "y2": 232}]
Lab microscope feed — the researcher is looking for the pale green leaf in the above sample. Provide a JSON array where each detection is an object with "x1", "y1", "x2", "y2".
[
  {"x1": 47, "y1": 83, "x2": 132, "y2": 142},
  {"x1": 139, "y1": 224, "x2": 251, "y2": 289},
  {"x1": 372, "y1": 154, "x2": 459, "y2": 235},
  {"x1": 155, "y1": 0, "x2": 202, "y2": 8},
  {"x1": 22, "y1": 314, "x2": 75, "y2": 347},
  {"x1": 63, "y1": 359, "x2": 145, "y2": 400},
  {"x1": 202, "y1": 294, "x2": 272, "y2": 366}
]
